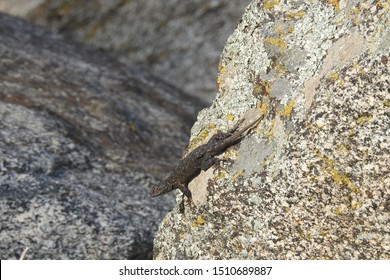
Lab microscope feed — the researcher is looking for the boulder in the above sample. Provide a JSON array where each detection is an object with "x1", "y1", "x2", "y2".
[{"x1": 153, "y1": 0, "x2": 390, "y2": 259}]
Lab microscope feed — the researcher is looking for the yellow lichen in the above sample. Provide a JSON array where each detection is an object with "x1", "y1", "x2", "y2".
[
  {"x1": 192, "y1": 216, "x2": 205, "y2": 227},
  {"x1": 223, "y1": 148, "x2": 238, "y2": 159},
  {"x1": 263, "y1": 37, "x2": 287, "y2": 50},
  {"x1": 207, "y1": 123, "x2": 216, "y2": 130},
  {"x1": 275, "y1": 28, "x2": 285, "y2": 36},
  {"x1": 263, "y1": 0, "x2": 280, "y2": 9},
  {"x1": 279, "y1": 100, "x2": 296, "y2": 118},
  {"x1": 214, "y1": 171, "x2": 226, "y2": 180},
  {"x1": 197, "y1": 216, "x2": 205, "y2": 225},
  {"x1": 285, "y1": 10, "x2": 305, "y2": 20},
  {"x1": 232, "y1": 170, "x2": 245, "y2": 181},
  {"x1": 376, "y1": 1, "x2": 385, "y2": 8},
  {"x1": 216, "y1": 66, "x2": 226, "y2": 92},
  {"x1": 349, "y1": 184, "x2": 360, "y2": 194},
  {"x1": 188, "y1": 129, "x2": 209, "y2": 150},
  {"x1": 356, "y1": 115, "x2": 372, "y2": 125},
  {"x1": 330, "y1": 169, "x2": 351, "y2": 186},
  {"x1": 335, "y1": 205, "x2": 343, "y2": 215},
  {"x1": 326, "y1": 72, "x2": 339, "y2": 80},
  {"x1": 328, "y1": 0, "x2": 340, "y2": 12},
  {"x1": 274, "y1": 63, "x2": 284, "y2": 72},
  {"x1": 316, "y1": 150, "x2": 359, "y2": 194},
  {"x1": 218, "y1": 66, "x2": 226, "y2": 75},
  {"x1": 274, "y1": 64, "x2": 287, "y2": 76},
  {"x1": 227, "y1": 113, "x2": 234, "y2": 121},
  {"x1": 260, "y1": 102, "x2": 268, "y2": 115}
]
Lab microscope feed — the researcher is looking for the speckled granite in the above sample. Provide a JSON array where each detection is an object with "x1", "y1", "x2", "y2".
[{"x1": 153, "y1": 0, "x2": 390, "y2": 259}]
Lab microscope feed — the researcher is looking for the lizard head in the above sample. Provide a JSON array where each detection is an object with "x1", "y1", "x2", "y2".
[{"x1": 149, "y1": 182, "x2": 170, "y2": 197}]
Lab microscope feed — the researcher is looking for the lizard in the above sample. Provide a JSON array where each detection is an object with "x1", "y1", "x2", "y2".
[{"x1": 149, "y1": 114, "x2": 263, "y2": 200}]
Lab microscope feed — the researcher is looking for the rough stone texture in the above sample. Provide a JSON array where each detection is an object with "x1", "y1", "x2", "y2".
[
  {"x1": 0, "y1": 0, "x2": 252, "y2": 103},
  {"x1": 0, "y1": 13, "x2": 206, "y2": 259},
  {"x1": 153, "y1": 0, "x2": 390, "y2": 259}
]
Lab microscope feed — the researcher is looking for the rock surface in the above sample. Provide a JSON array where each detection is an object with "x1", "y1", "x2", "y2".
[
  {"x1": 0, "y1": 0, "x2": 252, "y2": 103},
  {"x1": 153, "y1": 0, "x2": 390, "y2": 259},
  {"x1": 0, "y1": 13, "x2": 206, "y2": 259}
]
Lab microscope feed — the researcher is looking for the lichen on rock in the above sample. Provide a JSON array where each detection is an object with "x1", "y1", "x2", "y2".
[{"x1": 153, "y1": 0, "x2": 390, "y2": 259}]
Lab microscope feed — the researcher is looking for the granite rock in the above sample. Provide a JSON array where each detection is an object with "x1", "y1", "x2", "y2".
[{"x1": 153, "y1": 0, "x2": 390, "y2": 259}]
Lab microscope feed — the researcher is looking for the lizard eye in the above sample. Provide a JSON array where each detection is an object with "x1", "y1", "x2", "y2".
[{"x1": 149, "y1": 185, "x2": 159, "y2": 197}]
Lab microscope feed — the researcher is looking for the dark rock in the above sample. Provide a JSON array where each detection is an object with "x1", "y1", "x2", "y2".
[{"x1": 0, "y1": 13, "x2": 205, "y2": 259}]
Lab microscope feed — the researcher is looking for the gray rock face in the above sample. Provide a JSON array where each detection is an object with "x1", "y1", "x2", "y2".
[
  {"x1": 0, "y1": 13, "x2": 205, "y2": 259},
  {"x1": 0, "y1": 103, "x2": 154, "y2": 259},
  {"x1": 153, "y1": 0, "x2": 389, "y2": 259},
  {"x1": 0, "y1": 0, "x2": 252, "y2": 103}
]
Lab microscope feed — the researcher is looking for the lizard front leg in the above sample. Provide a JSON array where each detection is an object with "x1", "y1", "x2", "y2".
[{"x1": 176, "y1": 183, "x2": 192, "y2": 200}]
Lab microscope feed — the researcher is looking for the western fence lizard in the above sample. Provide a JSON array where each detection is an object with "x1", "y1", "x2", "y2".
[{"x1": 149, "y1": 114, "x2": 263, "y2": 200}]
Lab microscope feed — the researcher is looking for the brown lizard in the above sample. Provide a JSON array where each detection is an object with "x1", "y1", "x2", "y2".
[{"x1": 149, "y1": 114, "x2": 263, "y2": 199}]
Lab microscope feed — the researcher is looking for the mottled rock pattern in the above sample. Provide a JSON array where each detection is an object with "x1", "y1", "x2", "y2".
[
  {"x1": 153, "y1": 0, "x2": 390, "y2": 259},
  {"x1": 0, "y1": 13, "x2": 205, "y2": 259},
  {"x1": 0, "y1": 0, "x2": 252, "y2": 103}
]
